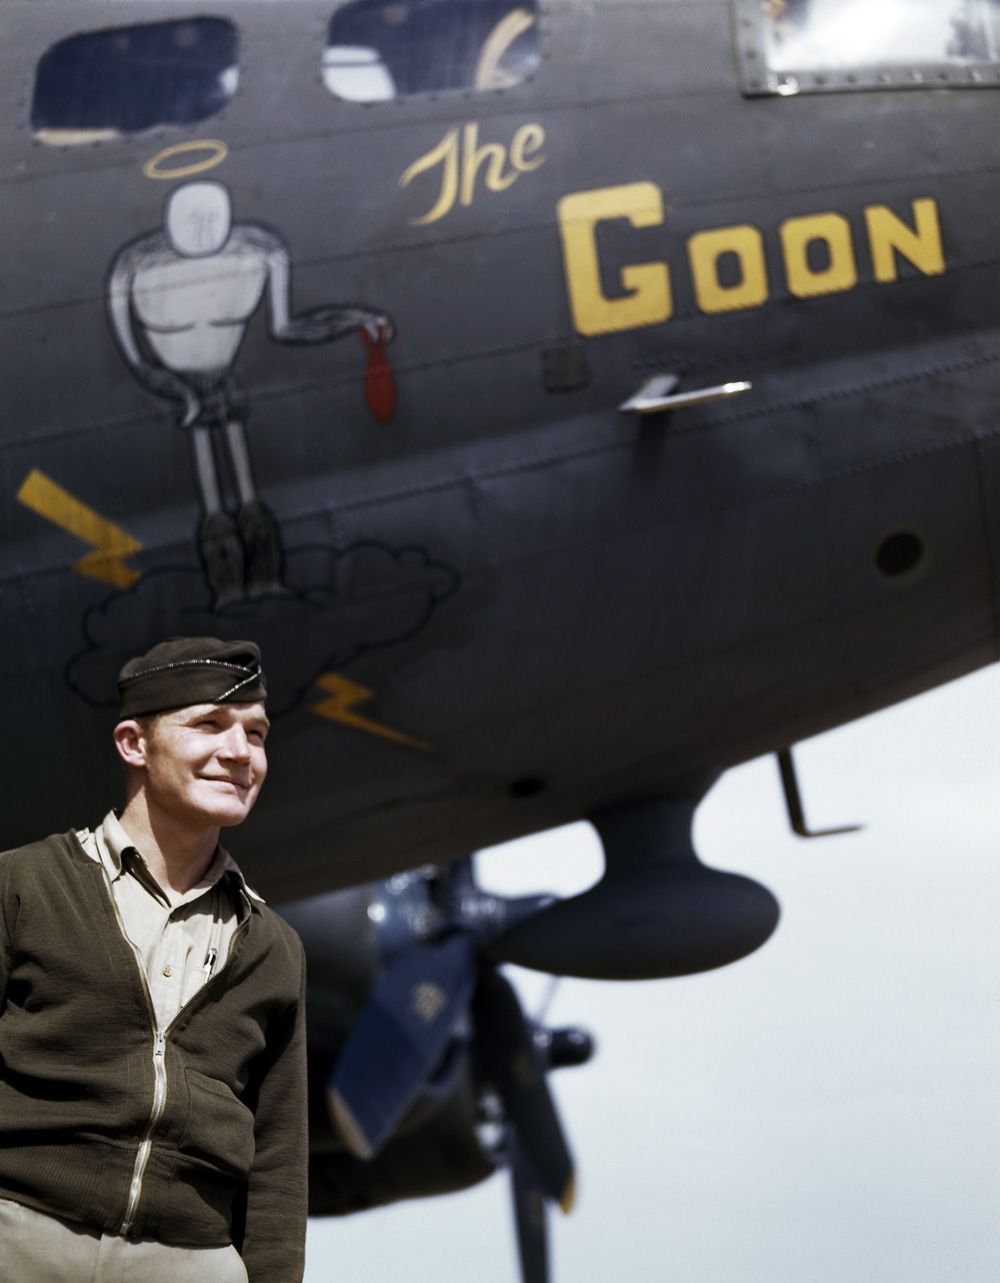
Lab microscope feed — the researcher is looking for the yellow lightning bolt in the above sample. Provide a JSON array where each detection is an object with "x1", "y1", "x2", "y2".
[
  {"x1": 17, "y1": 469, "x2": 143, "y2": 589},
  {"x1": 311, "y1": 673, "x2": 431, "y2": 752}
]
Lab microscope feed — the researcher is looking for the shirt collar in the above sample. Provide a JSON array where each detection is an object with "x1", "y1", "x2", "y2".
[
  {"x1": 96, "y1": 810, "x2": 265, "y2": 904},
  {"x1": 218, "y1": 848, "x2": 266, "y2": 903}
]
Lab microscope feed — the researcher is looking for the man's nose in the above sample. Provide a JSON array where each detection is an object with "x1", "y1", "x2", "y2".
[{"x1": 218, "y1": 724, "x2": 251, "y2": 761}]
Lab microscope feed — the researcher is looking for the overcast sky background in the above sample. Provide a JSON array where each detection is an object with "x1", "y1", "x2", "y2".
[{"x1": 304, "y1": 666, "x2": 1000, "y2": 1283}]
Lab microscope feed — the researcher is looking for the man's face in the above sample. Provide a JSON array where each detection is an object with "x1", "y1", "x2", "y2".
[{"x1": 138, "y1": 701, "x2": 269, "y2": 830}]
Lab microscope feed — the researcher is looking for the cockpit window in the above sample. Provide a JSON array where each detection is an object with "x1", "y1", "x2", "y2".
[
  {"x1": 323, "y1": 0, "x2": 540, "y2": 102},
  {"x1": 734, "y1": 0, "x2": 1000, "y2": 95},
  {"x1": 31, "y1": 19, "x2": 238, "y2": 145}
]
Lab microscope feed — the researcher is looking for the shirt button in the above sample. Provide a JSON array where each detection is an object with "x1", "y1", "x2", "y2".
[{"x1": 162, "y1": 964, "x2": 173, "y2": 977}]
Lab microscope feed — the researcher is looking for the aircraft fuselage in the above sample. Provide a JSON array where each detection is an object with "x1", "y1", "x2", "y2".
[{"x1": 3, "y1": 0, "x2": 999, "y2": 895}]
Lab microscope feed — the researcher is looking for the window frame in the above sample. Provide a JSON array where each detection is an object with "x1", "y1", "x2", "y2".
[
  {"x1": 322, "y1": 0, "x2": 543, "y2": 104},
  {"x1": 731, "y1": 0, "x2": 1000, "y2": 97}
]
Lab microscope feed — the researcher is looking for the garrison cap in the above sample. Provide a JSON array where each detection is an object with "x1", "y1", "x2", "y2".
[{"x1": 117, "y1": 637, "x2": 266, "y2": 719}]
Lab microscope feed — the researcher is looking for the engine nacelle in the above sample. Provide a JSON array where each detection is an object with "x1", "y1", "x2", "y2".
[{"x1": 487, "y1": 797, "x2": 780, "y2": 980}]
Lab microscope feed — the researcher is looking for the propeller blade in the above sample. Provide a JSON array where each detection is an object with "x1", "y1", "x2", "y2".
[
  {"x1": 510, "y1": 1133, "x2": 549, "y2": 1283},
  {"x1": 327, "y1": 933, "x2": 475, "y2": 1158},
  {"x1": 474, "y1": 969, "x2": 575, "y2": 1212}
]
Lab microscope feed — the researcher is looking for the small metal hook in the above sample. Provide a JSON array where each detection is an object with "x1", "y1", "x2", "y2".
[{"x1": 777, "y1": 746, "x2": 863, "y2": 839}]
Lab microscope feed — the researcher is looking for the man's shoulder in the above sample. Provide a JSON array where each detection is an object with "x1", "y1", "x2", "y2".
[
  {"x1": 255, "y1": 899, "x2": 304, "y2": 948},
  {"x1": 246, "y1": 897, "x2": 305, "y2": 968},
  {"x1": 0, "y1": 831, "x2": 88, "y2": 881}
]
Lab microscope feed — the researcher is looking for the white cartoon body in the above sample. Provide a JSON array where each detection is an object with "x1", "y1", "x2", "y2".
[{"x1": 108, "y1": 181, "x2": 394, "y2": 605}]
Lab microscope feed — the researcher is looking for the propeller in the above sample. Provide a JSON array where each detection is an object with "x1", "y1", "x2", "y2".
[
  {"x1": 325, "y1": 792, "x2": 778, "y2": 1280},
  {"x1": 326, "y1": 859, "x2": 593, "y2": 1283},
  {"x1": 327, "y1": 932, "x2": 476, "y2": 1158}
]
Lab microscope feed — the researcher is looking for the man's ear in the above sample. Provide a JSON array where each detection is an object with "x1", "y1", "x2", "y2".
[{"x1": 113, "y1": 720, "x2": 148, "y2": 769}]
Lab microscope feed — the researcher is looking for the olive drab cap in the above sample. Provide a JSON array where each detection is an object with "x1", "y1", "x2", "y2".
[{"x1": 117, "y1": 637, "x2": 267, "y2": 718}]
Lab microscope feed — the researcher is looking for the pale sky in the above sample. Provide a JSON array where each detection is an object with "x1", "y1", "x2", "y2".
[{"x1": 305, "y1": 665, "x2": 1000, "y2": 1283}]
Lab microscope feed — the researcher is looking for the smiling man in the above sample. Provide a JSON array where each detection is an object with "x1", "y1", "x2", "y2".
[{"x1": 0, "y1": 637, "x2": 306, "y2": 1283}]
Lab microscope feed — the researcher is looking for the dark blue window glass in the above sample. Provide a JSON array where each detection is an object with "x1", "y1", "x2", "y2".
[{"x1": 32, "y1": 19, "x2": 238, "y2": 143}]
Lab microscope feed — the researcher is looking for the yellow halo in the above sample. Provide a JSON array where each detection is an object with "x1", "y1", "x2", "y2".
[{"x1": 143, "y1": 139, "x2": 228, "y2": 180}]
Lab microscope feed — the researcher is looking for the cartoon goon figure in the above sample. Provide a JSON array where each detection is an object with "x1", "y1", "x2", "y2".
[{"x1": 108, "y1": 180, "x2": 395, "y2": 606}]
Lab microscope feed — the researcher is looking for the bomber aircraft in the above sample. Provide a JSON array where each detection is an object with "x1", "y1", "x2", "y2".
[{"x1": 4, "y1": 0, "x2": 1000, "y2": 1278}]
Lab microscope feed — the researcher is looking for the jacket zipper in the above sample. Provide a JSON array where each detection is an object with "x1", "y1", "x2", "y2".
[
  {"x1": 97, "y1": 866, "x2": 250, "y2": 1236},
  {"x1": 121, "y1": 1028, "x2": 166, "y2": 1235}
]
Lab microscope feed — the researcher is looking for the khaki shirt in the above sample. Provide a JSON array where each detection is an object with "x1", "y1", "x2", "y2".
[{"x1": 78, "y1": 811, "x2": 263, "y2": 1031}]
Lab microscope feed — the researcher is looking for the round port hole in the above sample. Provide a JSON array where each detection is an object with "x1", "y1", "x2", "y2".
[
  {"x1": 508, "y1": 776, "x2": 547, "y2": 799},
  {"x1": 876, "y1": 530, "x2": 924, "y2": 578}
]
